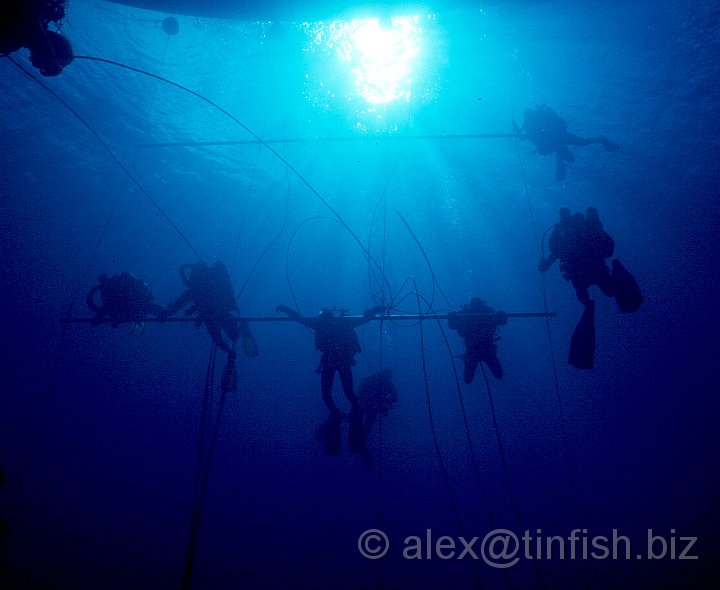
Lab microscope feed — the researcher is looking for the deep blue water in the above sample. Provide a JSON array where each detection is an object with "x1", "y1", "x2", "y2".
[{"x1": 1, "y1": 1, "x2": 719, "y2": 588}]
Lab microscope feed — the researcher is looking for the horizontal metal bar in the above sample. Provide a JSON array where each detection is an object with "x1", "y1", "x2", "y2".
[
  {"x1": 135, "y1": 133, "x2": 518, "y2": 149},
  {"x1": 62, "y1": 312, "x2": 555, "y2": 324}
]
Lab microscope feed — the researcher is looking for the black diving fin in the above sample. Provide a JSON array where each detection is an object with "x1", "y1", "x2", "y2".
[
  {"x1": 569, "y1": 301, "x2": 596, "y2": 370},
  {"x1": 612, "y1": 259, "x2": 643, "y2": 313}
]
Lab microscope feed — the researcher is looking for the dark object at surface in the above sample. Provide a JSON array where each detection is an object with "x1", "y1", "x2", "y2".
[
  {"x1": 161, "y1": 17, "x2": 179, "y2": 35},
  {"x1": 569, "y1": 301, "x2": 596, "y2": 370},
  {"x1": 0, "y1": 1, "x2": 73, "y2": 76},
  {"x1": 612, "y1": 259, "x2": 643, "y2": 313},
  {"x1": 30, "y1": 29, "x2": 73, "y2": 76}
]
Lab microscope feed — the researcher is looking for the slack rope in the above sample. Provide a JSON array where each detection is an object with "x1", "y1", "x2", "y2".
[
  {"x1": 412, "y1": 281, "x2": 483, "y2": 589},
  {"x1": 480, "y1": 365, "x2": 547, "y2": 589},
  {"x1": 182, "y1": 343, "x2": 234, "y2": 590},
  {"x1": 182, "y1": 344, "x2": 217, "y2": 590},
  {"x1": 72, "y1": 55, "x2": 394, "y2": 303},
  {"x1": 421, "y1": 300, "x2": 496, "y2": 529},
  {"x1": 396, "y1": 211, "x2": 451, "y2": 309},
  {"x1": 5, "y1": 56, "x2": 204, "y2": 263}
]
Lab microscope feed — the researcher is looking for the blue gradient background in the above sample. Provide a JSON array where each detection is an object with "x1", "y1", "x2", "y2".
[{"x1": 1, "y1": 1, "x2": 718, "y2": 588}]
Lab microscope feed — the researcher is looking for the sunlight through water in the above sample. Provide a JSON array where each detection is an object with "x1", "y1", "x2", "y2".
[{"x1": 316, "y1": 16, "x2": 422, "y2": 105}]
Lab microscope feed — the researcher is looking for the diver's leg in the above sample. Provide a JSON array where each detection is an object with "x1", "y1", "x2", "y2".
[
  {"x1": 206, "y1": 321, "x2": 231, "y2": 354},
  {"x1": 321, "y1": 379, "x2": 342, "y2": 455},
  {"x1": 341, "y1": 365, "x2": 364, "y2": 454},
  {"x1": 566, "y1": 133, "x2": 620, "y2": 152},
  {"x1": 219, "y1": 313, "x2": 241, "y2": 358},
  {"x1": 338, "y1": 365, "x2": 359, "y2": 410},
  {"x1": 464, "y1": 357, "x2": 479, "y2": 384},
  {"x1": 558, "y1": 145, "x2": 575, "y2": 162},
  {"x1": 596, "y1": 265, "x2": 615, "y2": 298},
  {"x1": 598, "y1": 135, "x2": 621, "y2": 151},
  {"x1": 320, "y1": 368, "x2": 338, "y2": 413},
  {"x1": 565, "y1": 133, "x2": 599, "y2": 147},
  {"x1": 484, "y1": 351, "x2": 504, "y2": 380},
  {"x1": 572, "y1": 279, "x2": 593, "y2": 307},
  {"x1": 222, "y1": 313, "x2": 241, "y2": 346}
]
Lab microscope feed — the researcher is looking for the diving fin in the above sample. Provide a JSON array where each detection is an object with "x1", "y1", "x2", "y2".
[
  {"x1": 611, "y1": 259, "x2": 643, "y2": 313},
  {"x1": 569, "y1": 301, "x2": 596, "y2": 370},
  {"x1": 348, "y1": 409, "x2": 366, "y2": 455},
  {"x1": 324, "y1": 411, "x2": 342, "y2": 456},
  {"x1": 600, "y1": 135, "x2": 622, "y2": 152}
]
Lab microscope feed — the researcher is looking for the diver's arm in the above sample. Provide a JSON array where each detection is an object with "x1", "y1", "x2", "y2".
[
  {"x1": 538, "y1": 253, "x2": 557, "y2": 272},
  {"x1": 237, "y1": 318, "x2": 253, "y2": 338},
  {"x1": 352, "y1": 305, "x2": 386, "y2": 327},
  {"x1": 165, "y1": 289, "x2": 192, "y2": 317},
  {"x1": 276, "y1": 305, "x2": 316, "y2": 328}
]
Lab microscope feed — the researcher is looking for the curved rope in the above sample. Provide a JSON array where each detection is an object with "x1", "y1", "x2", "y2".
[
  {"x1": 182, "y1": 344, "x2": 217, "y2": 590},
  {"x1": 5, "y1": 56, "x2": 204, "y2": 262},
  {"x1": 396, "y1": 211, "x2": 451, "y2": 309},
  {"x1": 412, "y1": 282, "x2": 483, "y2": 588},
  {"x1": 284, "y1": 215, "x2": 339, "y2": 312},
  {"x1": 71, "y1": 55, "x2": 393, "y2": 301},
  {"x1": 182, "y1": 341, "x2": 236, "y2": 590}
]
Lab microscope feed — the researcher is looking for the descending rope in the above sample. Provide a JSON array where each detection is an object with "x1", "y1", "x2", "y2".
[
  {"x1": 396, "y1": 211, "x2": 451, "y2": 309},
  {"x1": 284, "y1": 216, "x2": 339, "y2": 312},
  {"x1": 230, "y1": 130, "x2": 264, "y2": 279},
  {"x1": 234, "y1": 184, "x2": 289, "y2": 302},
  {"x1": 5, "y1": 56, "x2": 204, "y2": 262},
  {"x1": 412, "y1": 282, "x2": 482, "y2": 589},
  {"x1": 480, "y1": 365, "x2": 523, "y2": 527},
  {"x1": 182, "y1": 344, "x2": 217, "y2": 590},
  {"x1": 479, "y1": 365, "x2": 546, "y2": 589},
  {"x1": 71, "y1": 55, "x2": 393, "y2": 303},
  {"x1": 393, "y1": 211, "x2": 496, "y2": 525},
  {"x1": 515, "y1": 138, "x2": 582, "y2": 520},
  {"x1": 234, "y1": 121, "x2": 290, "y2": 302},
  {"x1": 512, "y1": 138, "x2": 579, "y2": 589},
  {"x1": 365, "y1": 127, "x2": 406, "y2": 307},
  {"x1": 182, "y1": 343, "x2": 233, "y2": 590},
  {"x1": 422, "y1": 300, "x2": 496, "y2": 529}
]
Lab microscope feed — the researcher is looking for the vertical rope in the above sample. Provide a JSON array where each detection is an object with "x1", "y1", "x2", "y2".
[
  {"x1": 513, "y1": 140, "x2": 581, "y2": 589},
  {"x1": 413, "y1": 282, "x2": 483, "y2": 589}
]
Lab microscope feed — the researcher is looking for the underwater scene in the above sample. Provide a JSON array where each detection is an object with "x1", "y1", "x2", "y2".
[{"x1": 1, "y1": 0, "x2": 719, "y2": 588}]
